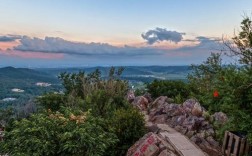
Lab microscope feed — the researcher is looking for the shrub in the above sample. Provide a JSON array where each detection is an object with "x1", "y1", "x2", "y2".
[
  {"x1": 0, "y1": 108, "x2": 118, "y2": 156},
  {"x1": 107, "y1": 107, "x2": 146, "y2": 156},
  {"x1": 37, "y1": 93, "x2": 66, "y2": 111},
  {"x1": 147, "y1": 80, "x2": 190, "y2": 101}
]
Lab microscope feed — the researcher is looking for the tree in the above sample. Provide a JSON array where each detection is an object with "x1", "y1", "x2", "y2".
[
  {"x1": 188, "y1": 16, "x2": 252, "y2": 142},
  {"x1": 225, "y1": 16, "x2": 252, "y2": 66}
]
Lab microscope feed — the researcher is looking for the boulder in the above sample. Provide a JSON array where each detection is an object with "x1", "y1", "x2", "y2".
[
  {"x1": 146, "y1": 124, "x2": 160, "y2": 133},
  {"x1": 191, "y1": 102, "x2": 204, "y2": 117},
  {"x1": 190, "y1": 135, "x2": 222, "y2": 156},
  {"x1": 166, "y1": 98, "x2": 174, "y2": 104},
  {"x1": 200, "y1": 121, "x2": 213, "y2": 130},
  {"x1": 182, "y1": 116, "x2": 204, "y2": 131},
  {"x1": 127, "y1": 90, "x2": 135, "y2": 103},
  {"x1": 127, "y1": 133, "x2": 157, "y2": 156},
  {"x1": 182, "y1": 98, "x2": 200, "y2": 114},
  {"x1": 127, "y1": 132, "x2": 177, "y2": 156},
  {"x1": 206, "y1": 136, "x2": 219, "y2": 148},
  {"x1": 143, "y1": 93, "x2": 153, "y2": 103},
  {"x1": 150, "y1": 114, "x2": 167, "y2": 124},
  {"x1": 169, "y1": 115, "x2": 186, "y2": 127},
  {"x1": 164, "y1": 104, "x2": 184, "y2": 117},
  {"x1": 132, "y1": 96, "x2": 149, "y2": 110},
  {"x1": 151, "y1": 96, "x2": 168, "y2": 108},
  {"x1": 211, "y1": 112, "x2": 228, "y2": 125},
  {"x1": 158, "y1": 149, "x2": 176, "y2": 156},
  {"x1": 174, "y1": 125, "x2": 187, "y2": 134}
]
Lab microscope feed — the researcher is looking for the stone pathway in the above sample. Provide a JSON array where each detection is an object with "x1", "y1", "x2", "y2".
[{"x1": 144, "y1": 112, "x2": 207, "y2": 156}]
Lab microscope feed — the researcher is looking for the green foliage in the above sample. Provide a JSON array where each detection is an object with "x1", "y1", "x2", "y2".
[
  {"x1": 147, "y1": 79, "x2": 190, "y2": 101},
  {"x1": 232, "y1": 17, "x2": 252, "y2": 65},
  {"x1": 134, "y1": 88, "x2": 146, "y2": 96},
  {"x1": 188, "y1": 17, "x2": 252, "y2": 143},
  {"x1": 37, "y1": 93, "x2": 66, "y2": 111},
  {"x1": 107, "y1": 107, "x2": 147, "y2": 156},
  {"x1": 0, "y1": 108, "x2": 14, "y2": 127},
  {"x1": 1, "y1": 67, "x2": 146, "y2": 156},
  {"x1": 0, "y1": 108, "x2": 118, "y2": 156}
]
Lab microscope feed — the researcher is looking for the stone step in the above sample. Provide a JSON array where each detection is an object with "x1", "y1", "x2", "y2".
[{"x1": 160, "y1": 131, "x2": 207, "y2": 156}]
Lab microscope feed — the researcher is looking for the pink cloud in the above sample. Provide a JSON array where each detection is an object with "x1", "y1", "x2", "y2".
[{"x1": 0, "y1": 50, "x2": 64, "y2": 59}]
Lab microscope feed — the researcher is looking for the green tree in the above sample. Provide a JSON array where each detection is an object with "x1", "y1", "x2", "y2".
[
  {"x1": 188, "y1": 17, "x2": 252, "y2": 142},
  {"x1": 147, "y1": 79, "x2": 190, "y2": 100}
]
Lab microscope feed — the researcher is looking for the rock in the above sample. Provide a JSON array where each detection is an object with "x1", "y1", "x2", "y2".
[
  {"x1": 166, "y1": 98, "x2": 174, "y2": 104},
  {"x1": 182, "y1": 116, "x2": 203, "y2": 131},
  {"x1": 182, "y1": 98, "x2": 199, "y2": 114},
  {"x1": 164, "y1": 104, "x2": 184, "y2": 117},
  {"x1": 196, "y1": 131, "x2": 206, "y2": 139},
  {"x1": 170, "y1": 115, "x2": 186, "y2": 127},
  {"x1": 191, "y1": 102, "x2": 204, "y2": 117},
  {"x1": 186, "y1": 130, "x2": 196, "y2": 138},
  {"x1": 174, "y1": 125, "x2": 187, "y2": 134},
  {"x1": 132, "y1": 96, "x2": 149, "y2": 110},
  {"x1": 204, "y1": 128, "x2": 215, "y2": 137},
  {"x1": 127, "y1": 133, "x2": 158, "y2": 156},
  {"x1": 151, "y1": 114, "x2": 167, "y2": 124},
  {"x1": 143, "y1": 93, "x2": 153, "y2": 103},
  {"x1": 148, "y1": 103, "x2": 170, "y2": 118},
  {"x1": 190, "y1": 135, "x2": 202, "y2": 144},
  {"x1": 190, "y1": 135, "x2": 222, "y2": 156},
  {"x1": 127, "y1": 90, "x2": 135, "y2": 103},
  {"x1": 158, "y1": 149, "x2": 176, "y2": 156},
  {"x1": 141, "y1": 144, "x2": 159, "y2": 156},
  {"x1": 151, "y1": 96, "x2": 168, "y2": 108},
  {"x1": 211, "y1": 112, "x2": 228, "y2": 125},
  {"x1": 200, "y1": 121, "x2": 213, "y2": 130},
  {"x1": 206, "y1": 136, "x2": 219, "y2": 147},
  {"x1": 127, "y1": 132, "x2": 176, "y2": 156},
  {"x1": 147, "y1": 124, "x2": 159, "y2": 133}
]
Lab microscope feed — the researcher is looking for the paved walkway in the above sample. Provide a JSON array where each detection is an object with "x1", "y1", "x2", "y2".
[{"x1": 144, "y1": 112, "x2": 207, "y2": 156}]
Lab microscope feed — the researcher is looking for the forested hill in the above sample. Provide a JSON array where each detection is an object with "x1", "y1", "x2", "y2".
[
  {"x1": 0, "y1": 66, "x2": 58, "y2": 82},
  {"x1": 0, "y1": 67, "x2": 60, "y2": 103}
]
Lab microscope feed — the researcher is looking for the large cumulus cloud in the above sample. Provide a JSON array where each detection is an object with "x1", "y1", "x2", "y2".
[
  {"x1": 141, "y1": 28, "x2": 185, "y2": 45},
  {"x1": 13, "y1": 36, "x2": 165, "y2": 56}
]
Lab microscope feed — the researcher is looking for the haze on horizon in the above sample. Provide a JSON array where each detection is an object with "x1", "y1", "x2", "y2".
[{"x1": 0, "y1": 0, "x2": 252, "y2": 68}]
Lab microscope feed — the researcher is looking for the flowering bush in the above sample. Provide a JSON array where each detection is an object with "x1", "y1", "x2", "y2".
[{"x1": 0, "y1": 108, "x2": 118, "y2": 155}]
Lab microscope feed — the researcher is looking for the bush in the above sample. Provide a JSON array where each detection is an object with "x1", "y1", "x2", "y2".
[
  {"x1": 107, "y1": 107, "x2": 146, "y2": 156},
  {"x1": 0, "y1": 67, "x2": 146, "y2": 156},
  {"x1": 37, "y1": 93, "x2": 66, "y2": 111},
  {"x1": 147, "y1": 80, "x2": 190, "y2": 101},
  {"x1": 0, "y1": 108, "x2": 118, "y2": 156}
]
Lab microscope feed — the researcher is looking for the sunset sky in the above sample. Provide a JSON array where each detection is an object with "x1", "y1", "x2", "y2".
[{"x1": 0, "y1": 0, "x2": 252, "y2": 67}]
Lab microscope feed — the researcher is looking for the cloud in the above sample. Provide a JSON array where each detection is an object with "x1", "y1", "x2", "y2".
[
  {"x1": 13, "y1": 36, "x2": 166, "y2": 56},
  {"x1": 141, "y1": 28, "x2": 185, "y2": 45},
  {"x1": 0, "y1": 34, "x2": 223, "y2": 67},
  {"x1": 0, "y1": 35, "x2": 22, "y2": 42},
  {"x1": 174, "y1": 36, "x2": 221, "y2": 53}
]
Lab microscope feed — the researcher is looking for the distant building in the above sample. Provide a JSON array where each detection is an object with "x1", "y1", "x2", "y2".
[
  {"x1": 36, "y1": 82, "x2": 52, "y2": 87},
  {"x1": 11, "y1": 88, "x2": 25, "y2": 93},
  {"x1": 2, "y1": 98, "x2": 16, "y2": 102}
]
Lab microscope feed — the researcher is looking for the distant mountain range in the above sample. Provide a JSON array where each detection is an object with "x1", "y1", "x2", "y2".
[{"x1": 37, "y1": 66, "x2": 191, "y2": 82}]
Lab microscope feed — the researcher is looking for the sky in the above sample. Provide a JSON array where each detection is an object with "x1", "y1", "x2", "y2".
[{"x1": 0, "y1": 0, "x2": 252, "y2": 67}]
